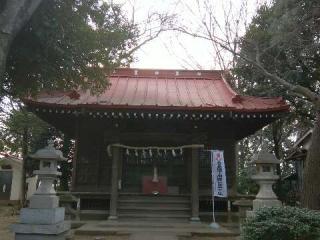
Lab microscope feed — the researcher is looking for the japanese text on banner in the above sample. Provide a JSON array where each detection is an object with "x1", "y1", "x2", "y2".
[{"x1": 211, "y1": 150, "x2": 227, "y2": 197}]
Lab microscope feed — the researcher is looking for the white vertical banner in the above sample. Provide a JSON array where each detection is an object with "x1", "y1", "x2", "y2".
[{"x1": 211, "y1": 150, "x2": 228, "y2": 198}]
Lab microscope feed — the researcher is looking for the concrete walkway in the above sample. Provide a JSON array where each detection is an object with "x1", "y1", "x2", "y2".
[{"x1": 129, "y1": 232, "x2": 178, "y2": 240}]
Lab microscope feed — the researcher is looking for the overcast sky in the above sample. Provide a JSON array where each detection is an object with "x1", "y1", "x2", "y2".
[{"x1": 112, "y1": 0, "x2": 269, "y2": 70}]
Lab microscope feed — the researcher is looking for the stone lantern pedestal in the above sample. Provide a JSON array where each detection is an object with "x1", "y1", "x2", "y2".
[
  {"x1": 248, "y1": 149, "x2": 281, "y2": 215},
  {"x1": 11, "y1": 141, "x2": 70, "y2": 240}
]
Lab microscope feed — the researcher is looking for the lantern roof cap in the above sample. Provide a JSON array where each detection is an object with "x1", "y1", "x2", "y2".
[
  {"x1": 252, "y1": 149, "x2": 280, "y2": 164},
  {"x1": 30, "y1": 140, "x2": 67, "y2": 161}
]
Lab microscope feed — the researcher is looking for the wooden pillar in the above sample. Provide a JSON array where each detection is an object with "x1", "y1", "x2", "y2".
[
  {"x1": 71, "y1": 119, "x2": 80, "y2": 191},
  {"x1": 118, "y1": 152, "x2": 123, "y2": 191},
  {"x1": 190, "y1": 147, "x2": 200, "y2": 222},
  {"x1": 228, "y1": 140, "x2": 237, "y2": 197},
  {"x1": 109, "y1": 146, "x2": 120, "y2": 220}
]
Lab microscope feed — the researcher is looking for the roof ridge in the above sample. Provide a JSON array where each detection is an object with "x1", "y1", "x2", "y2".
[
  {"x1": 110, "y1": 68, "x2": 224, "y2": 80},
  {"x1": 113, "y1": 67, "x2": 223, "y2": 72},
  {"x1": 109, "y1": 76, "x2": 221, "y2": 80}
]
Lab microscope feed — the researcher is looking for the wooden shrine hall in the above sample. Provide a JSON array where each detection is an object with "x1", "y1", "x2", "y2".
[{"x1": 25, "y1": 68, "x2": 289, "y2": 222}]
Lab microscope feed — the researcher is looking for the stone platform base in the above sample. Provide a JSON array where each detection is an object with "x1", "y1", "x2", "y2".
[
  {"x1": 11, "y1": 220, "x2": 70, "y2": 240},
  {"x1": 15, "y1": 233, "x2": 67, "y2": 240},
  {"x1": 74, "y1": 220, "x2": 239, "y2": 238},
  {"x1": 20, "y1": 207, "x2": 65, "y2": 224},
  {"x1": 252, "y1": 199, "x2": 282, "y2": 209}
]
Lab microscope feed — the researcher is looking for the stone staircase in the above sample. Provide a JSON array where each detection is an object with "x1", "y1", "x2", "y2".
[{"x1": 117, "y1": 194, "x2": 191, "y2": 222}]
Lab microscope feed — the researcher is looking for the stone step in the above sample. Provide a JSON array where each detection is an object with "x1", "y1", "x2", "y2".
[
  {"x1": 75, "y1": 227, "x2": 192, "y2": 236},
  {"x1": 119, "y1": 195, "x2": 190, "y2": 202},
  {"x1": 118, "y1": 199, "x2": 191, "y2": 206},
  {"x1": 129, "y1": 232, "x2": 179, "y2": 240},
  {"x1": 119, "y1": 198, "x2": 190, "y2": 203},
  {"x1": 120, "y1": 217, "x2": 190, "y2": 223},
  {"x1": 118, "y1": 213, "x2": 190, "y2": 219},
  {"x1": 118, "y1": 202, "x2": 190, "y2": 208},
  {"x1": 79, "y1": 210, "x2": 108, "y2": 220},
  {"x1": 99, "y1": 221, "x2": 204, "y2": 228},
  {"x1": 118, "y1": 209, "x2": 190, "y2": 217},
  {"x1": 118, "y1": 195, "x2": 191, "y2": 221},
  {"x1": 118, "y1": 206, "x2": 190, "y2": 211}
]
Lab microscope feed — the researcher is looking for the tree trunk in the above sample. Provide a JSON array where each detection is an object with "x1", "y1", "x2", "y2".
[
  {"x1": 60, "y1": 135, "x2": 71, "y2": 191},
  {"x1": 302, "y1": 111, "x2": 320, "y2": 210},
  {"x1": 0, "y1": 0, "x2": 42, "y2": 83},
  {"x1": 20, "y1": 127, "x2": 28, "y2": 207},
  {"x1": 0, "y1": 34, "x2": 11, "y2": 84},
  {"x1": 272, "y1": 120, "x2": 283, "y2": 176}
]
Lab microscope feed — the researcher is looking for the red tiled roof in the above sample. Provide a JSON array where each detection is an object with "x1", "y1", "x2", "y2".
[{"x1": 25, "y1": 68, "x2": 289, "y2": 112}]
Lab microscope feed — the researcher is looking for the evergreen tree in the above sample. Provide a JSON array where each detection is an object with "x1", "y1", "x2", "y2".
[
  {"x1": 5, "y1": 0, "x2": 138, "y2": 97},
  {"x1": 234, "y1": 0, "x2": 320, "y2": 209}
]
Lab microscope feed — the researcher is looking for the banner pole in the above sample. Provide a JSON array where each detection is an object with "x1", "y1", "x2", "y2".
[
  {"x1": 212, "y1": 195, "x2": 215, "y2": 223},
  {"x1": 211, "y1": 150, "x2": 216, "y2": 223},
  {"x1": 210, "y1": 150, "x2": 220, "y2": 229}
]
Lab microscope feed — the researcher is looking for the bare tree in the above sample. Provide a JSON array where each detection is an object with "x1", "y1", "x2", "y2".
[
  {"x1": 124, "y1": 11, "x2": 176, "y2": 63},
  {"x1": 170, "y1": 0, "x2": 256, "y2": 71},
  {"x1": 173, "y1": 0, "x2": 320, "y2": 209}
]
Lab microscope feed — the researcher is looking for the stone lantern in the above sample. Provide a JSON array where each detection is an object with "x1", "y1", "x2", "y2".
[
  {"x1": 251, "y1": 149, "x2": 282, "y2": 210},
  {"x1": 11, "y1": 140, "x2": 70, "y2": 240},
  {"x1": 29, "y1": 140, "x2": 66, "y2": 208}
]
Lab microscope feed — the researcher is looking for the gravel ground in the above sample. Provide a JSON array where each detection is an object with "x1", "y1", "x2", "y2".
[
  {"x1": 74, "y1": 236, "x2": 239, "y2": 240},
  {"x1": 74, "y1": 236, "x2": 238, "y2": 240},
  {"x1": 74, "y1": 236, "x2": 129, "y2": 240},
  {"x1": 0, "y1": 207, "x2": 127, "y2": 240},
  {"x1": 0, "y1": 206, "x2": 18, "y2": 240}
]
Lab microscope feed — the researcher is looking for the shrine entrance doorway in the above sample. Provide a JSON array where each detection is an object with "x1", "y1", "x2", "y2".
[{"x1": 121, "y1": 149, "x2": 189, "y2": 195}]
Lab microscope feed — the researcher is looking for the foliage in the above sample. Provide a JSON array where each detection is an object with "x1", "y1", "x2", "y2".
[
  {"x1": 0, "y1": 108, "x2": 50, "y2": 154},
  {"x1": 236, "y1": 118, "x2": 300, "y2": 200},
  {"x1": 237, "y1": 137, "x2": 259, "y2": 195},
  {"x1": 55, "y1": 135, "x2": 74, "y2": 191},
  {"x1": 275, "y1": 179, "x2": 300, "y2": 206},
  {"x1": 233, "y1": 0, "x2": 320, "y2": 208},
  {"x1": 241, "y1": 206, "x2": 320, "y2": 240},
  {"x1": 237, "y1": 167, "x2": 258, "y2": 195},
  {"x1": 5, "y1": 0, "x2": 138, "y2": 97},
  {"x1": 172, "y1": 0, "x2": 319, "y2": 208},
  {"x1": 0, "y1": 107, "x2": 73, "y2": 189},
  {"x1": 233, "y1": 0, "x2": 319, "y2": 118}
]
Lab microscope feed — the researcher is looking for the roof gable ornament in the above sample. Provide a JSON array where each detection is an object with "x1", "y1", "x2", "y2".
[
  {"x1": 232, "y1": 95, "x2": 242, "y2": 103},
  {"x1": 67, "y1": 90, "x2": 80, "y2": 100}
]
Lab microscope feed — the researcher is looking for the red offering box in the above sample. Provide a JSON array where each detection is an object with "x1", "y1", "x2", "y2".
[{"x1": 142, "y1": 176, "x2": 168, "y2": 194}]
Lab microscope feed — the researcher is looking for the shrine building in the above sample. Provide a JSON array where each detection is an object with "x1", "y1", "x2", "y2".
[{"x1": 24, "y1": 68, "x2": 289, "y2": 221}]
